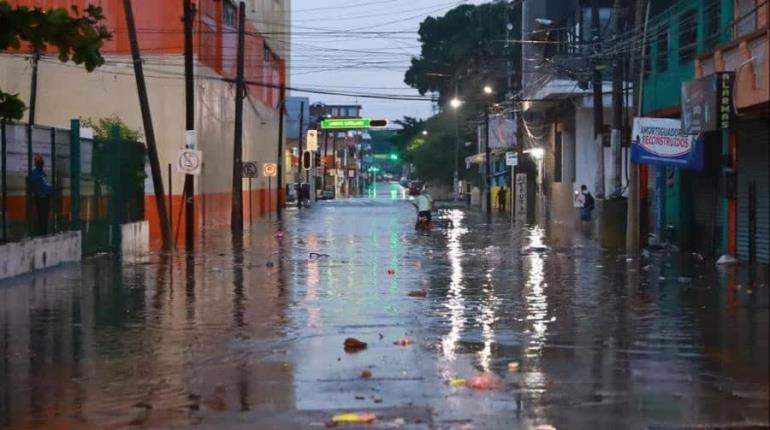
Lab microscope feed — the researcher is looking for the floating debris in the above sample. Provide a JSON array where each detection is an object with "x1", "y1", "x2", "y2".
[
  {"x1": 393, "y1": 338, "x2": 413, "y2": 347},
  {"x1": 330, "y1": 413, "x2": 376, "y2": 425},
  {"x1": 465, "y1": 372, "x2": 504, "y2": 390},
  {"x1": 407, "y1": 289, "x2": 428, "y2": 298},
  {"x1": 360, "y1": 369, "x2": 372, "y2": 379},
  {"x1": 344, "y1": 338, "x2": 368, "y2": 352}
]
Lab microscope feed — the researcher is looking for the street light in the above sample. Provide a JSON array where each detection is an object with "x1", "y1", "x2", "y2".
[
  {"x1": 449, "y1": 97, "x2": 462, "y2": 109},
  {"x1": 421, "y1": 130, "x2": 428, "y2": 136},
  {"x1": 483, "y1": 85, "x2": 493, "y2": 95},
  {"x1": 482, "y1": 86, "x2": 494, "y2": 214}
]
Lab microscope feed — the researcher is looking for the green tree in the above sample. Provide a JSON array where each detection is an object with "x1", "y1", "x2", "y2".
[
  {"x1": 82, "y1": 115, "x2": 143, "y2": 141},
  {"x1": 0, "y1": 1, "x2": 111, "y2": 120},
  {"x1": 404, "y1": 2, "x2": 520, "y2": 109}
]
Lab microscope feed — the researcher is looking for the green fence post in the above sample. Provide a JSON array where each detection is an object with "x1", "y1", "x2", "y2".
[
  {"x1": 70, "y1": 119, "x2": 80, "y2": 230},
  {"x1": 109, "y1": 126, "x2": 122, "y2": 251}
]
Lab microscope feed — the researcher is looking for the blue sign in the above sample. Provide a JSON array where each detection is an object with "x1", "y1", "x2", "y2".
[{"x1": 631, "y1": 117, "x2": 704, "y2": 171}]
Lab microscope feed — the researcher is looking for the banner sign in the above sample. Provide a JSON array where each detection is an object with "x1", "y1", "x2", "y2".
[
  {"x1": 681, "y1": 72, "x2": 734, "y2": 134},
  {"x1": 487, "y1": 116, "x2": 517, "y2": 149},
  {"x1": 631, "y1": 117, "x2": 703, "y2": 170}
]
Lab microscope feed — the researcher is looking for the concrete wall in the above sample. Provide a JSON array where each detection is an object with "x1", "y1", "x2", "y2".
[
  {"x1": 0, "y1": 232, "x2": 81, "y2": 280},
  {"x1": 120, "y1": 220, "x2": 149, "y2": 261}
]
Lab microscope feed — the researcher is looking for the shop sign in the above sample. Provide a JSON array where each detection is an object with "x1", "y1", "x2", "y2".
[
  {"x1": 631, "y1": 117, "x2": 703, "y2": 170},
  {"x1": 681, "y1": 72, "x2": 734, "y2": 134}
]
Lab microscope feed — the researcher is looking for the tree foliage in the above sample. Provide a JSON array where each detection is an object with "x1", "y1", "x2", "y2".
[
  {"x1": 404, "y1": 2, "x2": 520, "y2": 107},
  {"x1": 82, "y1": 115, "x2": 143, "y2": 142},
  {"x1": 0, "y1": 1, "x2": 111, "y2": 120}
]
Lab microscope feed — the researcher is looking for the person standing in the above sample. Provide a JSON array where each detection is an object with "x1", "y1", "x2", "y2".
[
  {"x1": 577, "y1": 184, "x2": 595, "y2": 222},
  {"x1": 498, "y1": 186, "x2": 507, "y2": 213},
  {"x1": 28, "y1": 155, "x2": 54, "y2": 236}
]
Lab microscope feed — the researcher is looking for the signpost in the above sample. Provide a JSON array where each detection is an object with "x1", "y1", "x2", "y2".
[
  {"x1": 242, "y1": 161, "x2": 258, "y2": 225},
  {"x1": 515, "y1": 173, "x2": 527, "y2": 221},
  {"x1": 320, "y1": 118, "x2": 388, "y2": 130},
  {"x1": 306, "y1": 130, "x2": 318, "y2": 152},
  {"x1": 505, "y1": 151, "x2": 518, "y2": 167},
  {"x1": 263, "y1": 162, "x2": 277, "y2": 217},
  {"x1": 176, "y1": 149, "x2": 202, "y2": 175}
]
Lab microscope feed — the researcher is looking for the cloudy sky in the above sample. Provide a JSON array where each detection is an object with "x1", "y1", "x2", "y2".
[{"x1": 288, "y1": 0, "x2": 486, "y2": 122}]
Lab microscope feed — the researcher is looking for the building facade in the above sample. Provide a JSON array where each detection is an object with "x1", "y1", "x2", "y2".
[{"x1": 0, "y1": 0, "x2": 289, "y2": 245}]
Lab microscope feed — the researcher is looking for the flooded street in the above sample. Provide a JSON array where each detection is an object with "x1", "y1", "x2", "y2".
[{"x1": 2, "y1": 186, "x2": 768, "y2": 429}]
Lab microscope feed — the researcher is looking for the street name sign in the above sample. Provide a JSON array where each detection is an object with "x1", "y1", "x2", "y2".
[{"x1": 320, "y1": 118, "x2": 388, "y2": 130}]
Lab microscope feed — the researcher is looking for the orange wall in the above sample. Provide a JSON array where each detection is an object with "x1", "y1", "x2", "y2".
[
  {"x1": 6, "y1": 0, "x2": 285, "y2": 109},
  {"x1": 145, "y1": 188, "x2": 279, "y2": 248}
]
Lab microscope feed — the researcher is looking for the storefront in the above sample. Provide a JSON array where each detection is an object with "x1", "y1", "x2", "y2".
[{"x1": 736, "y1": 118, "x2": 770, "y2": 264}]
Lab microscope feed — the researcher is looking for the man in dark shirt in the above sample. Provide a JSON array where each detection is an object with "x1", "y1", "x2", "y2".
[{"x1": 28, "y1": 155, "x2": 53, "y2": 235}]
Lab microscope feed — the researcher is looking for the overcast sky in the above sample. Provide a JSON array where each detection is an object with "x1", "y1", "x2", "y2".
[{"x1": 289, "y1": 0, "x2": 486, "y2": 122}]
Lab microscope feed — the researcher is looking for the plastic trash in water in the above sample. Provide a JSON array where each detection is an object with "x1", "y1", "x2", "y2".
[
  {"x1": 407, "y1": 289, "x2": 428, "y2": 298},
  {"x1": 465, "y1": 372, "x2": 504, "y2": 390},
  {"x1": 360, "y1": 369, "x2": 372, "y2": 379},
  {"x1": 331, "y1": 413, "x2": 376, "y2": 424},
  {"x1": 449, "y1": 378, "x2": 466, "y2": 387},
  {"x1": 393, "y1": 338, "x2": 413, "y2": 347}
]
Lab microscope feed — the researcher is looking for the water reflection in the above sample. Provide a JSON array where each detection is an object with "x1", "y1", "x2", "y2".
[{"x1": 1, "y1": 197, "x2": 768, "y2": 429}]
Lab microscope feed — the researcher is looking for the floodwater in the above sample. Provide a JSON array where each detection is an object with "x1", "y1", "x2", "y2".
[{"x1": 1, "y1": 183, "x2": 768, "y2": 429}]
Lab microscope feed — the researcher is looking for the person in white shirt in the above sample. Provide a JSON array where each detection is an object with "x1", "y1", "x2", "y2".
[{"x1": 413, "y1": 185, "x2": 433, "y2": 223}]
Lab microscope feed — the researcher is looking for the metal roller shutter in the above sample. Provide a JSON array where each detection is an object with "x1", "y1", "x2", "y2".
[{"x1": 736, "y1": 119, "x2": 770, "y2": 264}]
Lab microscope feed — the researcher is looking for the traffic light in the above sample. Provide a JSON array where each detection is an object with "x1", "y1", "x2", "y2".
[
  {"x1": 302, "y1": 151, "x2": 312, "y2": 170},
  {"x1": 314, "y1": 151, "x2": 321, "y2": 168},
  {"x1": 369, "y1": 119, "x2": 388, "y2": 128},
  {"x1": 389, "y1": 153, "x2": 399, "y2": 161}
]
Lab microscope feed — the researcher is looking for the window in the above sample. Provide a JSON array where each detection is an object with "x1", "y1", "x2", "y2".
[
  {"x1": 678, "y1": 10, "x2": 697, "y2": 62},
  {"x1": 657, "y1": 28, "x2": 669, "y2": 73},
  {"x1": 263, "y1": 43, "x2": 271, "y2": 64},
  {"x1": 705, "y1": 0, "x2": 721, "y2": 49},
  {"x1": 223, "y1": 0, "x2": 237, "y2": 27},
  {"x1": 735, "y1": 0, "x2": 758, "y2": 37}
]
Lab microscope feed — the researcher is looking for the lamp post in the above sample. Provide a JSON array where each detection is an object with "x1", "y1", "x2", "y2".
[
  {"x1": 449, "y1": 97, "x2": 462, "y2": 201},
  {"x1": 483, "y1": 86, "x2": 494, "y2": 215}
]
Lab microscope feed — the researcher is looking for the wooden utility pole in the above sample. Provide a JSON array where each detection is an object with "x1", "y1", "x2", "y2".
[
  {"x1": 591, "y1": 0, "x2": 605, "y2": 198},
  {"x1": 230, "y1": 1, "x2": 246, "y2": 232},
  {"x1": 610, "y1": 0, "x2": 624, "y2": 197},
  {"x1": 123, "y1": 0, "x2": 172, "y2": 250},
  {"x1": 297, "y1": 101, "x2": 304, "y2": 209},
  {"x1": 183, "y1": 0, "x2": 195, "y2": 251},
  {"x1": 276, "y1": 94, "x2": 285, "y2": 220},
  {"x1": 627, "y1": 0, "x2": 650, "y2": 253}
]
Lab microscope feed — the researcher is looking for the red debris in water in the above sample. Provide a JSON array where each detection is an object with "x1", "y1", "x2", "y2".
[
  {"x1": 274, "y1": 231, "x2": 284, "y2": 240},
  {"x1": 387, "y1": 268, "x2": 396, "y2": 275},
  {"x1": 360, "y1": 369, "x2": 372, "y2": 379},
  {"x1": 407, "y1": 289, "x2": 428, "y2": 298},
  {"x1": 393, "y1": 338, "x2": 413, "y2": 347},
  {"x1": 465, "y1": 372, "x2": 504, "y2": 390}
]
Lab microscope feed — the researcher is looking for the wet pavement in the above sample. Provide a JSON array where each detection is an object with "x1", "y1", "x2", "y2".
[{"x1": 1, "y1": 183, "x2": 769, "y2": 429}]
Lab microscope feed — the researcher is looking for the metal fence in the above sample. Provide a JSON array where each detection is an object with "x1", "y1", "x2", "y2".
[{"x1": 1, "y1": 120, "x2": 146, "y2": 254}]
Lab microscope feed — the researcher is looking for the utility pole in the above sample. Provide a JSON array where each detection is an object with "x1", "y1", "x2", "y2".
[
  {"x1": 183, "y1": 0, "x2": 195, "y2": 251},
  {"x1": 28, "y1": 51, "x2": 40, "y2": 125},
  {"x1": 123, "y1": 0, "x2": 172, "y2": 250},
  {"x1": 230, "y1": 1, "x2": 245, "y2": 232},
  {"x1": 627, "y1": 0, "x2": 649, "y2": 253},
  {"x1": 591, "y1": 0, "x2": 605, "y2": 199},
  {"x1": 297, "y1": 101, "x2": 304, "y2": 209},
  {"x1": 26, "y1": 51, "x2": 40, "y2": 235},
  {"x1": 610, "y1": 0, "x2": 624, "y2": 197},
  {"x1": 322, "y1": 130, "x2": 329, "y2": 192},
  {"x1": 485, "y1": 106, "x2": 491, "y2": 214},
  {"x1": 276, "y1": 94, "x2": 285, "y2": 220}
]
